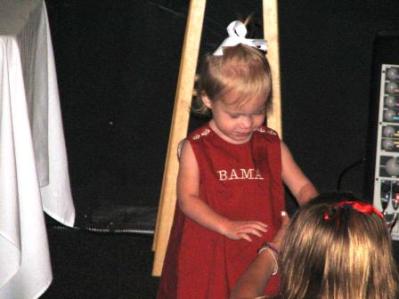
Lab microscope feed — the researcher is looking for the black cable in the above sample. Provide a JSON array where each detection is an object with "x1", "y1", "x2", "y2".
[
  {"x1": 49, "y1": 224, "x2": 155, "y2": 235},
  {"x1": 336, "y1": 157, "x2": 366, "y2": 190}
]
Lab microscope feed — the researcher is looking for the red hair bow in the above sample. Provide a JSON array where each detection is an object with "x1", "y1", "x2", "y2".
[{"x1": 323, "y1": 200, "x2": 384, "y2": 221}]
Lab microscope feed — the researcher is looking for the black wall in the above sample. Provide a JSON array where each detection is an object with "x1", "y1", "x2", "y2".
[
  {"x1": 42, "y1": 1, "x2": 399, "y2": 297},
  {"x1": 45, "y1": 0, "x2": 399, "y2": 219},
  {"x1": 278, "y1": 1, "x2": 399, "y2": 198}
]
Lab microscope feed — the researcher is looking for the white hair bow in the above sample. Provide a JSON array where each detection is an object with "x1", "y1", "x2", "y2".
[{"x1": 213, "y1": 20, "x2": 268, "y2": 56}]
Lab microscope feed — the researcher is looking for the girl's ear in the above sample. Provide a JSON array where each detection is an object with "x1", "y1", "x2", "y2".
[{"x1": 202, "y1": 94, "x2": 213, "y2": 109}]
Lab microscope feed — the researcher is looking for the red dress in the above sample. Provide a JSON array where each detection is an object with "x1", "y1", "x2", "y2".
[{"x1": 157, "y1": 124, "x2": 285, "y2": 299}]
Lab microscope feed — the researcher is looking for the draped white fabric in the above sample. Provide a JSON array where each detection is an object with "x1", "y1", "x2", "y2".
[{"x1": 0, "y1": 0, "x2": 75, "y2": 298}]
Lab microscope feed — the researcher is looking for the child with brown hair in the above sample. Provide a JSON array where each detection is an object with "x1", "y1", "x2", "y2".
[
  {"x1": 157, "y1": 20, "x2": 318, "y2": 298},
  {"x1": 231, "y1": 193, "x2": 399, "y2": 299}
]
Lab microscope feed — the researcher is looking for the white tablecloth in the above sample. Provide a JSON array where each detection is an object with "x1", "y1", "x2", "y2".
[{"x1": 0, "y1": 0, "x2": 75, "y2": 298}]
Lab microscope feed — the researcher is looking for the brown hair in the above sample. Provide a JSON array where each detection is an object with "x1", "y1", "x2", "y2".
[
  {"x1": 193, "y1": 44, "x2": 272, "y2": 116},
  {"x1": 280, "y1": 199, "x2": 399, "y2": 299}
]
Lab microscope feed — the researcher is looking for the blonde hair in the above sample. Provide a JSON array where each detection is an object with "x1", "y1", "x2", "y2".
[
  {"x1": 193, "y1": 44, "x2": 272, "y2": 116},
  {"x1": 280, "y1": 199, "x2": 399, "y2": 299}
]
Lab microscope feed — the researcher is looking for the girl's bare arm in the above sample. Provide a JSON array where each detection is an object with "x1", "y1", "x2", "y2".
[{"x1": 281, "y1": 141, "x2": 318, "y2": 206}]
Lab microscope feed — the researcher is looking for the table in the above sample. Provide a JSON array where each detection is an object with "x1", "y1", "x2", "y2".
[{"x1": 0, "y1": 0, "x2": 75, "y2": 298}]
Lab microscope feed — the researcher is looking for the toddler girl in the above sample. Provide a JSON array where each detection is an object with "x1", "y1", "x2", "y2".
[{"x1": 157, "y1": 20, "x2": 318, "y2": 299}]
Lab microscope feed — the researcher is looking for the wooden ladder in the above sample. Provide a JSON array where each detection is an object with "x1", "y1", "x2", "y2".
[{"x1": 152, "y1": 0, "x2": 282, "y2": 276}]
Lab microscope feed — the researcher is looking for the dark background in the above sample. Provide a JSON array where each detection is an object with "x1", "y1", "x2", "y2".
[{"x1": 42, "y1": 0, "x2": 399, "y2": 298}]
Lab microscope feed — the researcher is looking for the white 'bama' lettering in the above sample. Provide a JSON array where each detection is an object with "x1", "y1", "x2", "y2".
[{"x1": 217, "y1": 168, "x2": 264, "y2": 181}]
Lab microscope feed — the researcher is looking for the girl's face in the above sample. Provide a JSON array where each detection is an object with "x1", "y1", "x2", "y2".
[{"x1": 203, "y1": 93, "x2": 267, "y2": 144}]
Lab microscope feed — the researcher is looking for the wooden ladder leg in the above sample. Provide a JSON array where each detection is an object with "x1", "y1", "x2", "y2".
[
  {"x1": 263, "y1": 0, "x2": 282, "y2": 136},
  {"x1": 152, "y1": 0, "x2": 206, "y2": 277}
]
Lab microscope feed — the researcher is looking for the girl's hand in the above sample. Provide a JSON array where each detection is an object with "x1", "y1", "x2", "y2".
[{"x1": 221, "y1": 220, "x2": 268, "y2": 242}]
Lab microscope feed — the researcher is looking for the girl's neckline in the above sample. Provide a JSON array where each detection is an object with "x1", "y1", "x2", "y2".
[{"x1": 206, "y1": 122, "x2": 252, "y2": 146}]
